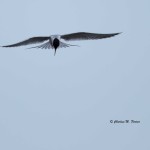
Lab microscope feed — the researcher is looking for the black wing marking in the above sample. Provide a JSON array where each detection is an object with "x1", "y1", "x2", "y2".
[
  {"x1": 2, "y1": 36, "x2": 50, "y2": 47},
  {"x1": 61, "y1": 32, "x2": 121, "y2": 41}
]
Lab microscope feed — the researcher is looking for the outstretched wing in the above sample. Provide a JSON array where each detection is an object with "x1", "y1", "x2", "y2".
[
  {"x1": 27, "y1": 41, "x2": 53, "y2": 49},
  {"x1": 59, "y1": 41, "x2": 79, "y2": 48},
  {"x1": 2, "y1": 36, "x2": 50, "y2": 47},
  {"x1": 61, "y1": 32, "x2": 121, "y2": 41}
]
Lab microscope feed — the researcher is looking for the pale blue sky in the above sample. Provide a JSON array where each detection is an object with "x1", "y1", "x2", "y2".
[{"x1": 0, "y1": 0, "x2": 150, "y2": 150}]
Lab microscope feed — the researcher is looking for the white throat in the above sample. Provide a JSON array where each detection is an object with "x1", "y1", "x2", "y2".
[{"x1": 50, "y1": 35, "x2": 61, "y2": 41}]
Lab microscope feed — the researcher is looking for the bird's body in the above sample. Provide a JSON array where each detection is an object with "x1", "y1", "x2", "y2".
[
  {"x1": 52, "y1": 37, "x2": 60, "y2": 55},
  {"x1": 1, "y1": 32, "x2": 121, "y2": 55}
]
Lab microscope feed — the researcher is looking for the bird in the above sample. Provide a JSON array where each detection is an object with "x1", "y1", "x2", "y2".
[{"x1": 1, "y1": 32, "x2": 121, "y2": 55}]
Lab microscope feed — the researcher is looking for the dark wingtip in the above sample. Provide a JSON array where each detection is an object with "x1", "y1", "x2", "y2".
[
  {"x1": 0, "y1": 46, "x2": 8, "y2": 48},
  {"x1": 111, "y1": 32, "x2": 122, "y2": 37},
  {"x1": 1, "y1": 45, "x2": 14, "y2": 48},
  {"x1": 113, "y1": 32, "x2": 122, "y2": 35},
  {"x1": 117, "y1": 32, "x2": 122, "y2": 35}
]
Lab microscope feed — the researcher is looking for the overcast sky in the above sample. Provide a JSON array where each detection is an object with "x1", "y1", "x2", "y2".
[{"x1": 0, "y1": 0, "x2": 150, "y2": 150}]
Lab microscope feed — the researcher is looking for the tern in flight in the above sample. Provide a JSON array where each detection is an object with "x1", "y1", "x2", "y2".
[{"x1": 1, "y1": 32, "x2": 121, "y2": 55}]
